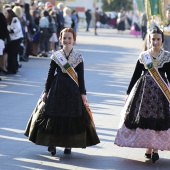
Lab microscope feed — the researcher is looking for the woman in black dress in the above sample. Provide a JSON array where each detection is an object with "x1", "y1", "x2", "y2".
[
  {"x1": 117, "y1": 10, "x2": 126, "y2": 34},
  {"x1": 24, "y1": 28, "x2": 100, "y2": 156}
]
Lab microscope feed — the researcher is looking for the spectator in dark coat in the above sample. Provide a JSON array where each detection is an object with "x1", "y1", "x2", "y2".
[
  {"x1": 56, "y1": 3, "x2": 65, "y2": 38},
  {"x1": 94, "y1": 8, "x2": 100, "y2": 35},
  {"x1": 85, "y1": 9, "x2": 92, "y2": 32},
  {"x1": 140, "y1": 13, "x2": 147, "y2": 40}
]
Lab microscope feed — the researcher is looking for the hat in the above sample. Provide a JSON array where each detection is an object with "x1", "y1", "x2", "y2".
[
  {"x1": 47, "y1": 4, "x2": 53, "y2": 10},
  {"x1": 46, "y1": 2, "x2": 53, "y2": 10},
  {"x1": 38, "y1": 2, "x2": 44, "y2": 7}
]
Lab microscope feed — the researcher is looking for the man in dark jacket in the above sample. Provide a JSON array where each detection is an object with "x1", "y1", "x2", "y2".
[
  {"x1": 94, "y1": 8, "x2": 100, "y2": 35},
  {"x1": 140, "y1": 13, "x2": 147, "y2": 40},
  {"x1": 85, "y1": 9, "x2": 92, "y2": 32}
]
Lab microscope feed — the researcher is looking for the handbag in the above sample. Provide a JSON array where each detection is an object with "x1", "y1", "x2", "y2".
[
  {"x1": 32, "y1": 31, "x2": 40, "y2": 42},
  {"x1": 48, "y1": 22, "x2": 57, "y2": 33},
  {"x1": 30, "y1": 23, "x2": 39, "y2": 34},
  {"x1": 96, "y1": 21, "x2": 100, "y2": 27}
]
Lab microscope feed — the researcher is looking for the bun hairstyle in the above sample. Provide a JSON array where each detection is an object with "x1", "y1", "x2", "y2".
[{"x1": 149, "y1": 26, "x2": 164, "y2": 43}]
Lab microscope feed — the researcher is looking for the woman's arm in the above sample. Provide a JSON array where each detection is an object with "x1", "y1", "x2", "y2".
[
  {"x1": 75, "y1": 60, "x2": 88, "y2": 105},
  {"x1": 44, "y1": 60, "x2": 57, "y2": 93},
  {"x1": 42, "y1": 60, "x2": 57, "y2": 102},
  {"x1": 75, "y1": 61, "x2": 86, "y2": 95},
  {"x1": 126, "y1": 60, "x2": 144, "y2": 95}
]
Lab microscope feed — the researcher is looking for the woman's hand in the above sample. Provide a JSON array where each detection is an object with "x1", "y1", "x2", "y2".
[
  {"x1": 41, "y1": 93, "x2": 47, "y2": 103},
  {"x1": 81, "y1": 94, "x2": 89, "y2": 106}
]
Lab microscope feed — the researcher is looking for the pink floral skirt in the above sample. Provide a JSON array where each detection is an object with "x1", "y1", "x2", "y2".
[
  {"x1": 114, "y1": 72, "x2": 170, "y2": 150},
  {"x1": 114, "y1": 124, "x2": 170, "y2": 150},
  {"x1": 130, "y1": 25, "x2": 141, "y2": 36}
]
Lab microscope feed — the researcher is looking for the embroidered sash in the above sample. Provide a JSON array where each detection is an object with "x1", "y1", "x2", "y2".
[
  {"x1": 51, "y1": 51, "x2": 78, "y2": 85},
  {"x1": 51, "y1": 51, "x2": 94, "y2": 122},
  {"x1": 143, "y1": 51, "x2": 170, "y2": 103}
]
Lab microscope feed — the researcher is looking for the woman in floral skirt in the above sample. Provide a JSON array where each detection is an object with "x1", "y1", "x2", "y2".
[{"x1": 114, "y1": 26, "x2": 170, "y2": 163}]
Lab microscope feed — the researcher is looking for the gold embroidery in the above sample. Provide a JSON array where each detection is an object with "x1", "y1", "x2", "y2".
[{"x1": 149, "y1": 67, "x2": 170, "y2": 102}]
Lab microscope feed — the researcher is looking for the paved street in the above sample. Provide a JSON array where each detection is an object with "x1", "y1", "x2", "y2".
[{"x1": 0, "y1": 28, "x2": 170, "y2": 170}]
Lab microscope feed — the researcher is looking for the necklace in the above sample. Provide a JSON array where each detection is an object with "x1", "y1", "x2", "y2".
[
  {"x1": 63, "y1": 48, "x2": 73, "y2": 59},
  {"x1": 151, "y1": 54, "x2": 160, "y2": 60},
  {"x1": 150, "y1": 51, "x2": 162, "y2": 67},
  {"x1": 150, "y1": 49, "x2": 161, "y2": 60}
]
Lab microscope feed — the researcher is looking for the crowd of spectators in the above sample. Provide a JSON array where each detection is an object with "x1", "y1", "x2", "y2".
[
  {"x1": 0, "y1": 0, "x2": 79, "y2": 80},
  {"x1": 0, "y1": 0, "x2": 147, "y2": 81}
]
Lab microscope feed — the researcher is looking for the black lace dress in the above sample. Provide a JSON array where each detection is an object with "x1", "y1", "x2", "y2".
[
  {"x1": 114, "y1": 50, "x2": 170, "y2": 150},
  {"x1": 24, "y1": 49, "x2": 100, "y2": 148}
]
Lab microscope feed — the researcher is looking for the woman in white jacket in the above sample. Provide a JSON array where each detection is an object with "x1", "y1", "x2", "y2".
[
  {"x1": 4, "y1": 8, "x2": 23, "y2": 74},
  {"x1": 63, "y1": 7, "x2": 72, "y2": 28}
]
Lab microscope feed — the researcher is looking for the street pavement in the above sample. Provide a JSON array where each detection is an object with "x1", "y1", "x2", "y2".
[{"x1": 0, "y1": 28, "x2": 170, "y2": 170}]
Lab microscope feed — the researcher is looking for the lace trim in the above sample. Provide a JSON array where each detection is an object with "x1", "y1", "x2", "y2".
[
  {"x1": 139, "y1": 50, "x2": 170, "y2": 68},
  {"x1": 51, "y1": 49, "x2": 83, "y2": 73}
]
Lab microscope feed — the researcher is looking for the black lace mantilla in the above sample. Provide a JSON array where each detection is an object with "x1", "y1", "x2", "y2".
[{"x1": 124, "y1": 74, "x2": 170, "y2": 131}]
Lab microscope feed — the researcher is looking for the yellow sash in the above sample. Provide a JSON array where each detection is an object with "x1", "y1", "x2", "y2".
[
  {"x1": 143, "y1": 52, "x2": 170, "y2": 103},
  {"x1": 51, "y1": 51, "x2": 78, "y2": 85}
]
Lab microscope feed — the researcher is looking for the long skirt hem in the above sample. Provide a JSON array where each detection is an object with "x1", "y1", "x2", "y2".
[
  {"x1": 114, "y1": 124, "x2": 170, "y2": 151},
  {"x1": 24, "y1": 99, "x2": 100, "y2": 148}
]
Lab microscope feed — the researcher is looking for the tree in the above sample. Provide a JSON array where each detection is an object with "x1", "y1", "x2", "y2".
[{"x1": 102, "y1": 0, "x2": 133, "y2": 12}]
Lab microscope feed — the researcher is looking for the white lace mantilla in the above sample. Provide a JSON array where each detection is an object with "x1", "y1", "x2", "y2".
[
  {"x1": 138, "y1": 50, "x2": 170, "y2": 69},
  {"x1": 51, "y1": 49, "x2": 83, "y2": 73}
]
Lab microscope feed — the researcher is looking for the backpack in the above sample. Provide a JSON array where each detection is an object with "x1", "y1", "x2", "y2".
[{"x1": 48, "y1": 21, "x2": 57, "y2": 33}]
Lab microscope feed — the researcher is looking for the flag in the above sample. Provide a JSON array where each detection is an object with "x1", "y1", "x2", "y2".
[
  {"x1": 136, "y1": 0, "x2": 145, "y2": 12},
  {"x1": 148, "y1": 0, "x2": 159, "y2": 15}
]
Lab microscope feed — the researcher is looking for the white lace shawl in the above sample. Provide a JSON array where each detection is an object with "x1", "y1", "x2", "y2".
[
  {"x1": 51, "y1": 49, "x2": 83, "y2": 73},
  {"x1": 138, "y1": 49, "x2": 170, "y2": 69}
]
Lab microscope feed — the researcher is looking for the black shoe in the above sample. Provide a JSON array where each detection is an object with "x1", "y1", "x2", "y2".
[
  {"x1": 1, "y1": 70, "x2": 9, "y2": 75},
  {"x1": 30, "y1": 53, "x2": 37, "y2": 56},
  {"x1": 152, "y1": 152, "x2": 159, "y2": 163},
  {"x1": 145, "y1": 153, "x2": 151, "y2": 159},
  {"x1": 20, "y1": 57, "x2": 25, "y2": 61},
  {"x1": 42, "y1": 53, "x2": 48, "y2": 57},
  {"x1": 64, "y1": 148, "x2": 71, "y2": 154},
  {"x1": 18, "y1": 64, "x2": 22, "y2": 69},
  {"x1": 48, "y1": 146, "x2": 56, "y2": 156},
  {"x1": 7, "y1": 70, "x2": 17, "y2": 74},
  {"x1": 37, "y1": 53, "x2": 43, "y2": 57}
]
